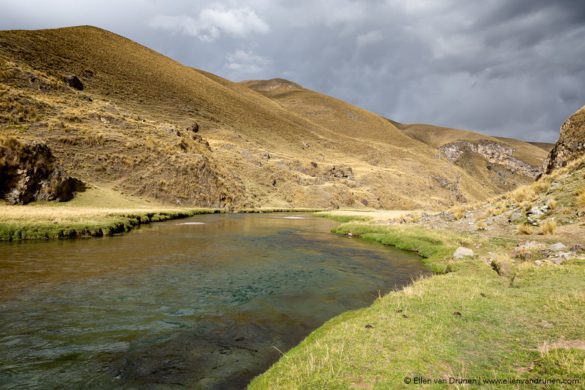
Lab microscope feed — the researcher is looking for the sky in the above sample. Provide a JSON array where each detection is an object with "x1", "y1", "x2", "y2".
[{"x1": 1, "y1": 0, "x2": 584, "y2": 142}]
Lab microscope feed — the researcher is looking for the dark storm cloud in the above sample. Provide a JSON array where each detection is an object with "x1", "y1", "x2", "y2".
[{"x1": 1, "y1": 0, "x2": 584, "y2": 141}]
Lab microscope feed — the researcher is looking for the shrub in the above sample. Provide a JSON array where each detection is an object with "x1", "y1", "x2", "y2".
[
  {"x1": 546, "y1": 198, "x2": 557, "y2": 210},
  {"x1": 540, "y1": 219, "x2": 557, "y2": 235},
  {"x1": 452, "y1": 207, "x2": 465, "y2": 220},
  {"x1": 513, "y1": 186, "x2": 534, "y2": 203},
  {"x1": 517, "y1": 224, "x2": 533, "y2": 235}
]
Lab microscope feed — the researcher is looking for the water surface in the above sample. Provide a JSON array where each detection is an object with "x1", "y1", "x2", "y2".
[{"x1": 0, "y1": 214, "x2": 427, "y2": 389}]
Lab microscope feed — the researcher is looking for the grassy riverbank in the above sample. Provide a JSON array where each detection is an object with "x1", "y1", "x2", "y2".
[
  {"x1": 0, "y1": 205, "x2": 220, "y2": 240},
  {"x1": 0, "y1": 185, "x2": 327, "y2": 241},
  {"x1": 250, "y1": 224, "x2": 585, "y2": 389},
  {"x1": 0, "y1": 185, "x2": 221, "y2": 240}
]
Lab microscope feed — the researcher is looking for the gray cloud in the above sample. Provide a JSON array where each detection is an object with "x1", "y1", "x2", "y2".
[{"x1": 1, "y1": 0, "x2": 584, "y2": 141}]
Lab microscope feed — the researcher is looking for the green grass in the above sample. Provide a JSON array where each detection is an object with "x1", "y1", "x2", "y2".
[
  {"x1": 0, "y1": 208, "x2": 220, "y2": 241},
  {"x1": 314, "y1": 212, "x2": 372, "y2": 223},
  {"x1": 249, "y1": 224, "x2": 585, "y2": 389},
  {"x1": 0, "y1": 209, "x2": 219, "y2": 240},
  {"x1": 333, "y1": 223, "x2": 476, "y2": 273}
]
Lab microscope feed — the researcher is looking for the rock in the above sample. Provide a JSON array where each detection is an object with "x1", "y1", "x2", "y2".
[
  {"x1": 187, "y1": 122, "x2": 199, "y2": 133},
  {"x1": 64, "y1": 75, "x2": 84, "y2": 90},
  {"x1": 508, "y1": 210, "x2": 523, "y2": 224},
  {"x1": 549, "y1": 242, "x2": 567, "y2": 252},
  {"x1": 527, "y1": 206, "x2": 547, "y2": 226},
  {"x1": 542, "y1": 105, "x2": 585, "y2": 175},
  {"x1": 534, "y1": 260, "x2": 544, "y2": 267},
  {"x1": 0, "y1": 138, "x2": 85, "y2": 204},
  {"x1": 453, "y1": 247, "x2": 474, "y2": 259},
  {"x1": 439, "y1": 139, "x2": 541, "y2": 179},
  {"x1": 327, "y1": 165, "x2": 354, "y2": 180}
]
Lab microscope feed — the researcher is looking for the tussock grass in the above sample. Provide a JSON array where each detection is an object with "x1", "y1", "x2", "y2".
[
  {"x1": 540, "y1": 219, "x2": 557, "y2": 235},
  {"x1": 517, "y1": 224, "x2": 534, "y2": 235}
]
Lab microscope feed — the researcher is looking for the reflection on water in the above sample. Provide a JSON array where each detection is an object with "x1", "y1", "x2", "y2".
[{"x1": 0, "y1": 214, "x2": 427, "y2": 389}]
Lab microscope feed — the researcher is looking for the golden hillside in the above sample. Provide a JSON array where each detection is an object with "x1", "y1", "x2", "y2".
[{"x1": 0, "y1": 26, "x2": 547, "y2": 209}]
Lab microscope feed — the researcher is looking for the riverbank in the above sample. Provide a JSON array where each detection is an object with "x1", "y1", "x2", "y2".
[
  {"x1": 250, "y1": 158, "x2": 585, "y2": 388},
  {"x1": 0, "y1": 185, "x2": 329, "y2": 241},
  {"x1": 250, "y1": 224, "x2": 585, "y2": 389}
]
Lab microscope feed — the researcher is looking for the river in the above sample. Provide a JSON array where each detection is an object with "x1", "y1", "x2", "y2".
[{"x1": 0, "y1": 213, "x2": 427, "y2": 389}]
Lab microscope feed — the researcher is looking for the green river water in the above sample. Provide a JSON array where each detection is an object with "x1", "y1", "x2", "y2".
[{"x1": 0, "y1": 213, "x2": 427, "y2": 389}]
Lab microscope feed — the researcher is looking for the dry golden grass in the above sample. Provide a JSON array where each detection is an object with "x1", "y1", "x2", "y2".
[
  {"x1": 517, "y1": 224, "x2": 534, "y2": 235},
  {"x1": 512, "y1": 186, "x2": 536, "y2": 203},
  {"x1": 452, "y1": 206, "x2": 466, "y2": 220},
  {"x1": 540, "y1": 219, "x2": 557, "y2": 235}
]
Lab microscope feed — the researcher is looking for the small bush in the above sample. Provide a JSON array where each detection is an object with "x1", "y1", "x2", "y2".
[
  {"x1": 546, "y1": 199, "x2": 557, "y2": 210},
  {"x1": 517, "y1": 224, "x2": 533, "y2": 235},
  {"x1": 513, "y1": 187, "x2": 534, "y2": 203},
  {"x1": 452, "y1": 207, "x2": 465, "y2": 220},
  {"x1": 540, "y1": 219, "x2": 557, "y2": 235}
]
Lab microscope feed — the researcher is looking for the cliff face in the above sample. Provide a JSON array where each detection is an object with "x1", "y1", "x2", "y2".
[
  {"x1": 0, "y1": 138, "x2": 84, "y2": 204},
  {"x1": 543, "y1": 105, "x2": 585, "y2": 174},
  {"x1": 439, "y1": 140, "x2": 541, "y2": 179}
]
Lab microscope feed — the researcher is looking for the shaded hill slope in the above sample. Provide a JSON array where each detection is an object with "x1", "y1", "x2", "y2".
[{"x1": 0, "y1": 26, "x2": 547, "y2": 209}]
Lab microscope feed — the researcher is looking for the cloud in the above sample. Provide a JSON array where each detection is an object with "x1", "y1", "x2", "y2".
[
  {"x1": 149, "y1": 4, "x2": 269, "y2": 42},
  {"x1": 356, "y1": 30, "x2": 383, "y2": 47},
  {"x1": 1, "y1": 0, "x2": 585, "y2": 141},
  {"x1": 224, "y1": 49, "x2": 272, "y2": 79}
]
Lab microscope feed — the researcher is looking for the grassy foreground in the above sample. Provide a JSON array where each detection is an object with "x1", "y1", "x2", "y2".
[{"x1": 249, "y1": 224, "x2": 585, "y2": 389}]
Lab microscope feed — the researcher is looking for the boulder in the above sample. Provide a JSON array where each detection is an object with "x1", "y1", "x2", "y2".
[
  {"x1": 454, "y1": 247, "x2": 475, "y2": 259},
  {"x1": 542, "y1": 105, "x2": 585, "y2": 175},
  {"x1": 0, "y1": 138, "x2": 85, "y2": 204},
  {"x1": 548, "y1": 242, "x2": 567, "y2": 252},
  {"x1": 64, "y1": 75, "x2": 84, "y2": 90}
]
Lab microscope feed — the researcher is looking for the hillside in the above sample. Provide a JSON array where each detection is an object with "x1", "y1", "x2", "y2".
[
  {"x1": 397, "y1": 122, "x2": 550, "y2": 192},
  {"x1": 0, "y1": 26, "x2": 547, "y2": 209},
  {"x1": 243, "y1": 79, "x2": 548, "y2": 196}
]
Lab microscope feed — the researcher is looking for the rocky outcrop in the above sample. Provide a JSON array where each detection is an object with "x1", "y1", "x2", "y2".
[
  {"x1": 327, "y1": 165, "x2": 354, "y2": 180},
  {"x1": 0, "y1": 138, "x2": 85, "y2": 204},
  {"x1": 542, "y1": 105, "x2": 585, "y2": 174},
  {"x1": 440, "y1": 140, "x2": 541, "y2": 178}
]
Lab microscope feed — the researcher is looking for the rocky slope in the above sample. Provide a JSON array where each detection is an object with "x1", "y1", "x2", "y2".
[
  {"x1": 542, "y1": 105, "x2": 585, "y2": 174},
  {"x1": 0, "y1": 26, "x2": 549, "y2": 209}
]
